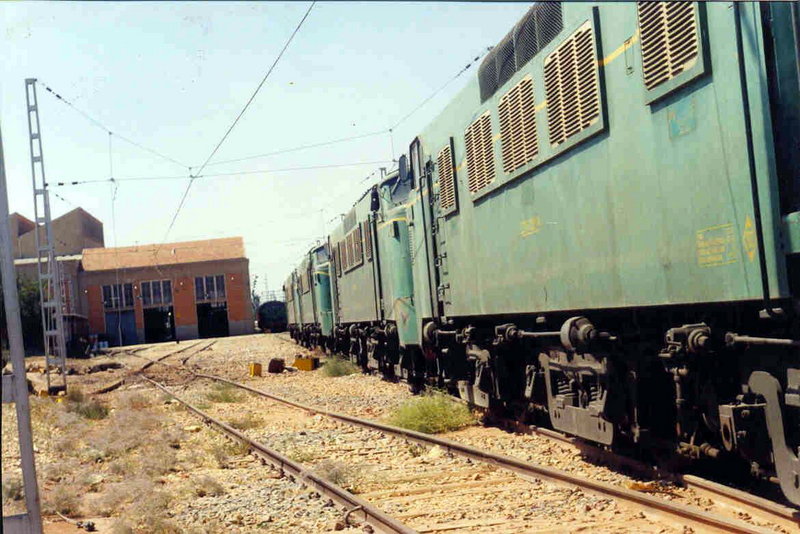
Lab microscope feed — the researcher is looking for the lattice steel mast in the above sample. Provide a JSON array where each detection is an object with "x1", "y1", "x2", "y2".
[
  {"x1": 1, "y1": 119, "x2": 44, "y2": 534},
  {"x1": 24, "y1": 78, "x2": 67, "y2": 395}
]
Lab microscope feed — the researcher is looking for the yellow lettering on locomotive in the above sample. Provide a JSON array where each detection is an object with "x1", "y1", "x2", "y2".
[
  {"x1": 520, "y1": 216, "x2": 543, "y2": 238},
  {"x1": 696, "y1": 223, "x2": 739, "y2": 267},
  {"x1": 742, "y1": 215, "x2": 757, "y2": 262}
]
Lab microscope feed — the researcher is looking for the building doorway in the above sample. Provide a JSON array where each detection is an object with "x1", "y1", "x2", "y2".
[
  {"x1": 144, "y1": 306, "x2": 175, "y2": 343},
  {"x1": 105, "y1": 310, "x2": 137, "y2": 346},
  {"x1": 197, "y1": 302, "x2": 229, "y2": 338}
]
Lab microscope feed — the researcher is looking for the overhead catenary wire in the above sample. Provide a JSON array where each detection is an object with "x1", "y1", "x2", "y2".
[
  {"x1": 200, "y1": 129, "x2": 389, "y2": 168},
  {"x1": 37, "y1": 80, "x2": 191, "y2": 171},
  {"x1": 186, "y1": 45, "x2": 490, "y2": 171},
  {"x1": 157, "y1": 1, "x2": 316, "y2": 255},
  {"x1": 50, "y1": 159, "x2": 393, "y2": 187}
]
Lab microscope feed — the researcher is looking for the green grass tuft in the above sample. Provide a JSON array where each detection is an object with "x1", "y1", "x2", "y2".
[
  {"x1": 68, "y1": 399, "x2": 110, "y2": 420},
  {"x1": 386, "y1": 392, "x2": 476, "y2": 434},
  {"x1": 228, "y1": 413, "x2": 261, "y2": 430},
  {"x1": 321, "y1": 357, "x2": 361, "y2": 377},
  {"x1": 205, "y1": 383, "x2": 242, "y2": 403}
]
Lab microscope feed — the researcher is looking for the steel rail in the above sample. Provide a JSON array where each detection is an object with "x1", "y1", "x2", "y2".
[
  {"x1": 90, "y1": 341, "x2": 206, "y2": 395},
  {"x1": 194, "y1": 372, "x2": 791, "y2": 534},
  {"x1": 141, "y1": 376, "x2": 415, "y2": 534},
  {"x1": 504, "y1": 422, "x2": 800, "y2": 531}
]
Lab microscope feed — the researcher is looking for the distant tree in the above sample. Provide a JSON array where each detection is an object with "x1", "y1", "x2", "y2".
[
  {"x1": 251, "y1": 275, "x2": 261, "y2": 314},
  {"x1": 0, "y1": 276, "x2": 43, "y2": 356}
]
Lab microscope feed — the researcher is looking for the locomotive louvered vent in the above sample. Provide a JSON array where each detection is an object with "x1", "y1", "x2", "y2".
[
  {"x1": 363, "y1": 221, "x2": 372, "y2": 261},
  {"x1": 346, "y1": 234, "x2": 354, "y2": 270},
  {"x1": 496, "y1": 34, "x2": 516, "y2": 90},
  {"x1": 514, "y1": 2, "x2": 563, "y2": 70},
  {"x1": 437, "y1": 145, "x2": 456, "y2": 212},
  {"x1": 638, "y1": 2, "x2": 699, "y2": 91},
  {"x1": 343, "y1": 209, "x2": 357, "y2": 231},
  {"x1": 465, "y1": 113, "x2": 495, "y2": 194},
  {"x1": 480, "y1": 2, "x2": 563, "y2": 102},
  {"x1": 544, "y1": 21, "x2": 600, "y2": 147},
  {"x1": 499, "y1": 75, "x2": 539, "y2": 173},
  {"x1": 352, "y1": 226, "x2": 363, "y2": 266}
]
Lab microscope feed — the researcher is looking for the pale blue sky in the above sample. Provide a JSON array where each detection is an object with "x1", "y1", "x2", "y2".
[{"x1": 1, "y1": 1, "x2": 530, "y2": 298}]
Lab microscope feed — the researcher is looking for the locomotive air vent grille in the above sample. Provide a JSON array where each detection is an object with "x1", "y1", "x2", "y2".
[
  {"x1": 337, "y1": 241, "x2": 344, "y2": 276},
  {"x1": 352, "y1": 225, "x2": 363, "y2": 267},
  {"x1": 464, "y1": 112, "x2": 496, "y2": 194},
  {"x1": 363, "y1": 221, "x2": 373, "y2": 261},
  {"x1": 496, "y1": 34, "x2": 517, "y2": 90},
  {"x1": 346, "y1": 233, "x2": 354, "y2": 271},
  {"x1": 499, "y1": 75, "x2": 539, "y2": 174},
  {"x1": 544, "y1": 21, "x2": 600, "y2": 147},
  {"x1": 437, "y1": 145, "x2": 456, "y2": 212},
  {"x1": 638, "y1": 2, "x2": 699, "y2": 91},
  {"x1": 341, "y1": 239, "x2": 349, "y2": 272},
  {"x1": 480, "y1": 2, "x2": 563, "y2": 103},
  {"x1": 343, "y1": 209, "x2": 357, "y2": 231}
]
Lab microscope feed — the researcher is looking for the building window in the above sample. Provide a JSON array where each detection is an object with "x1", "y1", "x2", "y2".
[
  {"x1": 102, "y1": 283, "x2": 134, "y2": 310},
  {"x1": 141, "y1": 280, "x2": 172, "y2": 307},
  {"x1": 195, "y1": 275, "x2": 226, "y2": 302},
  {"x1": 215, "y1": 275, "x2": 225, "y2": 298}
]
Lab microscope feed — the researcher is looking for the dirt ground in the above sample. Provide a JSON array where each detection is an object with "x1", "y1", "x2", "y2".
[
  {"x1": 2, "y1": 333, "x2": 792, "y2": 533},
  {"x1": 1, "y1": 336, "x2": 365, "y2": 533}
]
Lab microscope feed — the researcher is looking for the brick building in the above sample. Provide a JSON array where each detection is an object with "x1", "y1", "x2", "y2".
[
  {"x1": 81, "y1": 237, "x2": 253, "y2": 345},
  {"x1": 10, "y1": 208, "x2": 254, "y2": 347}
]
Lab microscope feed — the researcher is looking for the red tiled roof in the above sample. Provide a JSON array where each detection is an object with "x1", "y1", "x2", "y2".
[{"x1": 81, "y1": 237, "x2": 246, "y2": 272}]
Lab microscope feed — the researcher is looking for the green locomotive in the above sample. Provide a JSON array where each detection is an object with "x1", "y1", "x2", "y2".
[{"x1": 286, "y1": 2, "x2": 800, "y2": 505}]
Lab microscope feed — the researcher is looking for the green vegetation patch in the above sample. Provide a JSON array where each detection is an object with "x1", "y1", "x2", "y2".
[
  {"x1": 321, "y1": 357, "x2": 361, "y2": 377},
  {"x1": 205, "y1": 383, "x2": 242, "y2": 403},
  {"x1": 386, "y1": 392, "x2": 476, "y2": 434},
  {"x1": 68, "y1": 398, "x2": 110, "y2": 420}
]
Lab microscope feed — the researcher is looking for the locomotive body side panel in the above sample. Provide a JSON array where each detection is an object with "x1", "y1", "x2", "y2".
[
  {"x1": 329, "y1": 191, "x2": 381, "y2": 325},
  {"x1": 412, "y1": 2, "x2": 790, "y2": 322},
  {"x1": 377, "y1": 174, "x2": 419, "y2": 348}
]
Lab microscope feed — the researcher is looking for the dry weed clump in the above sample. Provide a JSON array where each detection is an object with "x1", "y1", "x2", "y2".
[
  {"x1": 65, "y1": 386, "x2": 86, "y2": 403},
  {"x1": 140, "y1": 441, "x2": 178, "y2": 477},
  {"x1": 67, "y1": 398, "x2": 110, "y2": 420},
  {"x1": 123, "y1": 486, "x2": 179, "y2": 534},
  {"x1": 119, "y1": 391, "x2": 152, "y2": 410},
  {"x1": 86, "y1": 409, "x2": 159, "y2": 460},
  {"x1": 209, "y1": 439, "x2": 250, "y2": 468},
  {"x1": 313, "y1": 460, "x2": 367, "y2": 493},
  {"x1": 205, "y1": 383, "x2": 242, "y2": 403},
  {"x1": 228, "y1": 413, "x2": 262, "y2": 430},
  {"x1": 42, "y1": 458, "x2": 82, "y2": 483},
  {"x1": 2, "y1": 475, "x2": 23, "y2": 502},
  {"x1": 193, "y1": 475, "x2": 225, "y2": 497},
  {"x1": 42, "y1": 485, "x2": 80, "y2": 515},
  {"x1": 321, "y1": 357, "x2": 361, "y2": 377},
  {"x1": 287, "y1": 448, "x2": 318, "y2": 463},
  {"x1": 386, "y1": 392, "x2": 476, "y2": 434}
]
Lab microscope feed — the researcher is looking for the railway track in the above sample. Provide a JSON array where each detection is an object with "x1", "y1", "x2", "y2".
[
  {"x1": 90, "y1": 340, "x2": 210, "y2": 395},
  {"x1": 142, "y1": 375, "x2": 414, "y2": 534},
  {"x1": 134, "y1": 347, "x2": 796, "y2": 533},
  {"x1": 499, "y1": 420, "x2": 799, "y2": 532}
]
